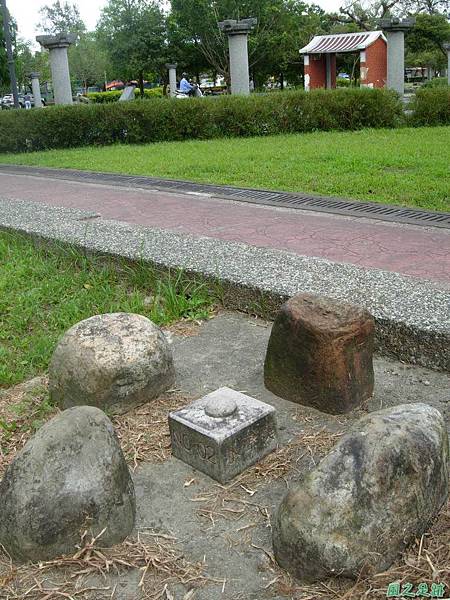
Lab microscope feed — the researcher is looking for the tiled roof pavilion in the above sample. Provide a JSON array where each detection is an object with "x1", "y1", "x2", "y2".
[{"x1": 300, "y1": 31, "x2": 387, "y2": 54}]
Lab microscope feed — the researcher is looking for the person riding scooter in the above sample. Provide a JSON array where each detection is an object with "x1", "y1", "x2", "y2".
[{"x1": 179, "y1": 73, "x2": 196, "y2": 97}]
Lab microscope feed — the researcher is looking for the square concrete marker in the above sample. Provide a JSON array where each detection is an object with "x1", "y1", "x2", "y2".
[{"x1": 169, "y1": 387, "x2": 278, "y2": 484}]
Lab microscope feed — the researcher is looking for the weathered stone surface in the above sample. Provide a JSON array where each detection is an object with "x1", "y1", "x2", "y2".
[
  {"x1": 49, "y1": 312, "x2": 175, "y2": 415},
  {"x1": 272, "y1": 403, "x2": 449, "y2": 582},
  {"x1": 119, "y1": 85, "x2": 136, "y2": 101},
  {"x1": 169, "y1": 387, "x2": 278, "y2": 483},
  {"x1": 264, "y1": 293, "x2": 375, "y2": 414},
  {"x1": 0, "y1": 406, "x2": 136, "y2": 562}
]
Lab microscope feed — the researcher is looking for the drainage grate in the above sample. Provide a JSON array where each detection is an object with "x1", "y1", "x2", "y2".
[{"x1": 1, "y1": 164, "x2": 449, "y2": 230}]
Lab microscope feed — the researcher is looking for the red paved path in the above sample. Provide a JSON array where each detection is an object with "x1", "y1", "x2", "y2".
[{"x1": 1, "y1": 172, "x2": 449, "y2": 285}]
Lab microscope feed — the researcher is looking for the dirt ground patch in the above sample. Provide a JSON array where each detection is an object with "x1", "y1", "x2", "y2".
[{"x1": 0, "y1": 312, "x2": 449, "y2": 599}]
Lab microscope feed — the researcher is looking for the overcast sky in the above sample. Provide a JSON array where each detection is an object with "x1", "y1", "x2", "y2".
[{"x1": 9, "y1": 0, "x2": 343, "y2": 44}]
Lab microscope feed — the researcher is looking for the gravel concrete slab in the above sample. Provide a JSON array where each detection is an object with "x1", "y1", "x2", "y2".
[
  {"x1": 128, "y1": 312, "x2": 450, "y2": 600},
  {"x1": 0, "y1": 198, "x2": 449, "y2": 371}
]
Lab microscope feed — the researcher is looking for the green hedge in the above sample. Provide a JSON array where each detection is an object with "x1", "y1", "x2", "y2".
[
  {"x1": 409, "y1": 87, "x2": 450, "y2": 126},
  {"x1": 87, "y1": 87, "x2": 163, "y2": 103},
  {"x1": 422, "y1": 78, "x2": 449, "y2": 89},
  {"x1": 336, "y1": 79, "x2": 352, "y2": 87},
  {"x1": 0, "y1": 88, "x2": 403, "y2": 153}
]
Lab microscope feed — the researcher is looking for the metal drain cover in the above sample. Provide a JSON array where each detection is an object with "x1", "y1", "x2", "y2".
[{"x1": 1, "y1": 165, "x2": 449, "y2": 230}]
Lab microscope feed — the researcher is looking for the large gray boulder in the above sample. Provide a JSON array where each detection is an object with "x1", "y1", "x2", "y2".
[
  {"x1": 0, "y1": 406, "x2": 136, "y2": 562},
  {"x1": 273, "y1": 403, "x2": 449, "y2": 581},
  {"x1": 49, "y1": 312, "x2": 175, "y2": 415}
]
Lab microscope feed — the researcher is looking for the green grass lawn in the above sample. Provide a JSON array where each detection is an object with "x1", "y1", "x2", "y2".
[
  {"x1": 1, "y1": 126, "x2": 449, "y2": 211},
  {"x1": 0, "y1": 232, "x2": 217, "y2": 387}
]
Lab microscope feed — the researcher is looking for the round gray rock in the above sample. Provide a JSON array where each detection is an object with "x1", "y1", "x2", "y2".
[
  {"x1": 0, "y1": 406, "x2": 136, "y2": 562},
  {"x1": 273, "y1": 403, "x2": 449, "y2": 581},
  {"x1": 205, "y1": 396, "x2": 237, "y2": 418},
  {"x1": 49, "y1": 313, "x2": 175, "y2": 414}
]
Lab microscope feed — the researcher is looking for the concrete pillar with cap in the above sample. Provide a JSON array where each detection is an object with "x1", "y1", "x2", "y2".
[
  {"x1": 218, "y1": 18, "x2": 257, "y2": 95},
  {"x1": 29, "y1": 72, "x2": 43, "y2": 108},
  {"x1": 380, "y1": 17, "x2": 415, "y2": 95},
  {"x1": 36, "y1": 33, "x2": 76, "y2": 105}
]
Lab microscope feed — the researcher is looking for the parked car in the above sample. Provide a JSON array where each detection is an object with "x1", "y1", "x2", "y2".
[{"x1": 1, "y1": 93, "x2": 46, "y2": 109}]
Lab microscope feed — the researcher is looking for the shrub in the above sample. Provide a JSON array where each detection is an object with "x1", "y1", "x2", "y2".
[
  {"x1": 336, "y1": 79, "x2": 353, "y2": 87},
  {"x1": 422, "y1": 78, "x2": 449, "y2": 89},
  {"x1": 87, "y1": 87, "x2": 164, "y2": 103},
  {"x1": 0, "y1": 88, "x2": 403, "y2": 154},
  {"x1": 409, "y1": 87, "x2": 450, "y2": 126}
]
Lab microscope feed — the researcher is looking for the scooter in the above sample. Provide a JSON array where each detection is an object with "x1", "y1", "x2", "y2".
[{"x1": 175, "y1": 84, "x2": 203, "y2": 99}]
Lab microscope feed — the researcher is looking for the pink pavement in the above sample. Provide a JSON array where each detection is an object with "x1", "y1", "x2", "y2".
[{"x1": 1, "y1": 171, "x2": 449, "y2": 285}]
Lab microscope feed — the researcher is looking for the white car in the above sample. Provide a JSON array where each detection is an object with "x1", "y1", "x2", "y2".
[{"x1": 1, "y1": 93, "x2": 46, "y2": 109}]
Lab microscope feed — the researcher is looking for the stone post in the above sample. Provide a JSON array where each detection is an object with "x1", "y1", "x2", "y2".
[
  {"x1": 444, "y1": 43, "x2": 450, "y2": 85},
  {"x1": 325, "y1": 54, "x2": 332, "y2": 89},
  {"x1": 36, "y1": 33, "x2": 76, "y2": 105},
  {"x1": 165, "y1": 63, "x2": 178, "y2": 97},
  {"x1": 380, "y1": 17, "x2": 415, "y2": 95},
  {"x1": 304, "y1": 55, "x2": 310, "y2": 91},
  {"x1": 29, "y1": 72, "x2": 43, "y2": 108},
  {"x1": 218, "y1": 18, "x2": 257, "y2": 95}
]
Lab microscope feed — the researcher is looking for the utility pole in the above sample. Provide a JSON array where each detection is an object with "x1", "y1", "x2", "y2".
[{"x1": 1, "y1": 0, "x2": 19, "y2": 108}]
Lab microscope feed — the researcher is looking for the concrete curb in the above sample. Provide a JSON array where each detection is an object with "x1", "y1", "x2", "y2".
[{"x1": 1, "y1": 197, "x2": 449, "y2": 372}]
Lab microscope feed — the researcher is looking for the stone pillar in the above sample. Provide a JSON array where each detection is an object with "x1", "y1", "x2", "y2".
[
  {"x1": 360, "y1": 50, "x2": 369, "y2": 87},
  {"x1": 444, "y1": 43, "x2": 450, "y2": 85},
  {"x1": 30, "y1": 72, "x2": 43, "y2": 108},
  {"x1": 380, "y1": 17, "x2": 415, "y2": 95},
  {"x1": 36, "y1": 33, "x2": 76, "y2": 105},
  {"x1": 218, "y1": 18, "x2": 257, "y2": 95},
  {"x1": 304, "y1": 55, "x2": 310, "y2": 91},
  {"x1": 325, "y1": 54, "x2": 332, "y2": 89},
  {"x1": 165, "y1": 63, "x2": 178, "y2": 97},
  {"x1": 324, "y1": 54, "x2": 336, "y2": 89}
]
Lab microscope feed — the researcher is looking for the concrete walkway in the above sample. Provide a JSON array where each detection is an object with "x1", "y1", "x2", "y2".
[{"x1": 0, "y1": 169, "x2": 449, "y2": 285}]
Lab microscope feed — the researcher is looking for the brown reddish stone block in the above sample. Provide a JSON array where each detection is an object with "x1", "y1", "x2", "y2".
[{"x1": 264, "y1": 294, "x2": 375, "y2": 414}]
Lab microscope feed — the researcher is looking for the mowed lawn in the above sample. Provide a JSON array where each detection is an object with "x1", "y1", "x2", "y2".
[{"x1": 1, "y1": 126, "x2": 449, "y2": 211}]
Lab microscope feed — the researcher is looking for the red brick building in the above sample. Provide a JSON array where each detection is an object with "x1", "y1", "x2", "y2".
[{"x1": 299, "y1": 31, "x2": 387, "y2": 90}]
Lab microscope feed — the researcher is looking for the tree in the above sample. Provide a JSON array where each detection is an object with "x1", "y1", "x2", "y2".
[
  {"x1": 37, "y1": 1, "x2": 86, "y2": 35},
  {"x1": 97, "y1": 0, "x2": 166, "y2": 91},
  {"x1": 406, "y1": 12, "x2": 450, "y2": 75},
  {"x1": 257, "y1": 1, "x2": 331, "y2": 86},
  {"x1": 335, "y1": 0, "x2": 449, "y2": 29},
  {"x1": 0, "y1": 11, "x2": 8, "y2": 91},
  {"x1": 169, "y1": 0, "x2": 270, "y2": 84},
  {"x1": 14, "y1": 39, "x2": 34, "y2": 89},
  {"x1": 0, "y1": 9, "x2": 18, "y2": 94},
  {"x1": 334, "y1": 0, "x2": 404, "y2": 30},
  {"x1": 403, "y1": 0, "x2": 449, "y2": 14},
  {"x1": 69, "y1": 33, "x2": 110, "y2": 91},
  {"x1": 169, "y1": 0, "x2": 331, "y2": 87},
  {"x1": 166, "y1": 7, "x2": 211, "y2": 79}
]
